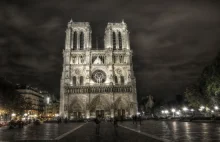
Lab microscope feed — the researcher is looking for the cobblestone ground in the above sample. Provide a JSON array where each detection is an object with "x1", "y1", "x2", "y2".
[
  {"x1": 120, "y1": 120, "x2": 220, "y2": 142},
  {"x1": 1, "y1": 120, "x2": 220, "y2": 141},
  {"x1": 60, "y1": 122, "x2": 160, "y2": 142},
  {"x1": 0, "y1": 122, "x2": 83, "y2": 141}
]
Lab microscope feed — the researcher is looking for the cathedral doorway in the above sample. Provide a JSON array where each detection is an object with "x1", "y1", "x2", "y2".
[
  {"x1": 117, "y1": 109, "x2": 125, "y2": 118},
  {"x1": 96, "y1": 110, "x2": 104, "y2": 118},
  {"x1": 73, "y1": 112, "x2": 82, "y2": 119}
]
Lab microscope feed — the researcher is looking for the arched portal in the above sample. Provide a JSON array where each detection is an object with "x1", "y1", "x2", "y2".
[
  {"x1": 114, "y1": 97, "x2": 130, "y2": 118},
  {"x1": 69, "y1": 97, "x2": 85, "y2": 119},
  {"x1": 89, "y1": 95, "x2": 111, "y2": 118}
]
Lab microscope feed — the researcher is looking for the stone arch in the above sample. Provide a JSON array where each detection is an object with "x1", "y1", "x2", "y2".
[
  {"x1": 69, "y1": 96, "x2": 85, "y2": 112},
  {"x1": 89, "y1": 95, "x2": 111, "y2": 111},
  {"x1": 114, "y1": 96, "x2": 130, "y2": 110}
]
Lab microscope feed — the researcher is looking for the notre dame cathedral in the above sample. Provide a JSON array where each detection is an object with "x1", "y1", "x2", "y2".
[{"x1": 59, "y1": 20, "x2": 138, "y2": 119}]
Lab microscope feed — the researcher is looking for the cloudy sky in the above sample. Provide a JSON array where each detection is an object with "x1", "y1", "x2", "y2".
[{"x1": 0, "y1": 0, "x2": 220, "y2": 101}]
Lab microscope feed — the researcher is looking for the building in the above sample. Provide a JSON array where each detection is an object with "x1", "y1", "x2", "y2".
[
  {"x1": 59, "y1": 20, "x2": 138, "y2": 119},
  {"x1": 41, "y1": 91, "x2": 59, "y2": 117},
  {"x1": 16, "y1": 85, "x2": 45, "y2": 117}
]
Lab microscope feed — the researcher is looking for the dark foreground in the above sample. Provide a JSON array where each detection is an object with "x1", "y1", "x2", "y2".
[{"x1": 0, "y1": 120, "x2": 220, "y2": 142}]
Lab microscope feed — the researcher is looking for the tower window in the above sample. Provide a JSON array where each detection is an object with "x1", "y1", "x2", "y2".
[
  {"x1": 118, "y1": 32, "x2": 122, "y2": 50},
  {"x1": 113, "y1": 32, "x2": 116, "y2": 50},
  {"x1": 120, "y1": 76, "x2": 124, "y2": 84},
  {"x1": 73, "y1": 31, "x2": 77, "y2": 49},
  {"x1": 80, "y1": 76, "x2": 84, "y2": 85},
  {"x1": 115, "y1": 76, "x2": 118, "y2": 84},
  {"x1": 80, "y1": 32, "x2": 84, "y2": 50},
  {"x1": 73, "y1": 76, "x2": 76, "y2": 86}
]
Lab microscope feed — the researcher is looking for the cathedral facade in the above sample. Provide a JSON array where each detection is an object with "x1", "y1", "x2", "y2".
[{"x1": 59, "y1": 20, "x2": 138, "y2": 119}]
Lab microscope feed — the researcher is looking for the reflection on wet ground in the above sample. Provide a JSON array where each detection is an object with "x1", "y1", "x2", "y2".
[
  {"x1": 120, "y1": 120, "x2": 220, "y2": 142},
  {"x1": 0, "y1": 121, "x2": 220, "y2": 141},
  {"x1": 0, "y1": 123, "x2": 82, "y2": 141}
]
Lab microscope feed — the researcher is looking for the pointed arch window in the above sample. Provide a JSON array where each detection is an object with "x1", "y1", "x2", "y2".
[
  {"x1": 73, "y1": 76, "x2": 76, "y2": 86},
  {"x1": 73, "y1": 31, "x2": 77, "y2": 49},
  {"x1": 80, "y1": 32, "x2": 84, "y2": 50},
  {"x1": 69, "y1": 28, "x2": 73, "y2": 49},
  {"x1": 80, "y1": 76, "x2": 84, "y2": 85},
  {"x1": 118, "y1": 32, "x2": 122, "y2": 50},
  {"x1": 115, "y1": 76, "x2": 118, "y2": 84},
  {"x1": 113, "y1": 32, "x2": 116, "y2": 50},
  {"x1": 120, "y1": 76, "x2": 124, "y2": 84}
]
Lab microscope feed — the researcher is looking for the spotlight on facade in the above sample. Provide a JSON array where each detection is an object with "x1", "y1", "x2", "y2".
[
  {"x1": 47, "y1": 97, "x2": 50, "y2": 104},
  {"x1": 214, "y1": 106, "x2": 219, "y2": 110}
]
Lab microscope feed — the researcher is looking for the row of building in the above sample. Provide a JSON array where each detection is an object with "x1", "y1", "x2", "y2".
[
  {"x1": 15, "y1": 84, "x2": 59, "y2": 118},
  {"x1": 0, "y1": 77, "x2": 59, "y2": 121}
]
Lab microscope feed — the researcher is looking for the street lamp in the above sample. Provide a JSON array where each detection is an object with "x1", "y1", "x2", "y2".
[
  {"x1": 182, "y1": 107, "x2": 188, "y2": 118},
  {"x1": 171, "y1": 109, "x2": 176, "y2": 118}
]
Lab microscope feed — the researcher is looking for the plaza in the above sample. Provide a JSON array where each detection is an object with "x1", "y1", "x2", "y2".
[{"x1": 1, "y1": 120, "x2": 220, "y2": 141}]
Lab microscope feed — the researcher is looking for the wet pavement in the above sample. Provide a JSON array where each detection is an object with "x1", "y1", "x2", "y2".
[
  {"x1": 0, "y1": 122, "x2": 83, "y2": 141},
  {"x1": 60, "y1": 122, "x2": 160, "y2": 142},
  {"x1": 0, "y1": 120, "x2": 220, "y2": 141},
  {"x1": 120, "y1": 120, "x2": 220, "y2": 142}
]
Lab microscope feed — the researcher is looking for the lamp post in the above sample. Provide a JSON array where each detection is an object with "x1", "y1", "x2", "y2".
[
  {"x1": 164, "y1": 110, "x2": 169, "y2": 118},
  {"x1": 46, "y1": 97, "x2": 50, "y2": 117},
  {"x1": 182, "y1": 107, "x2": 188, "y2": 118},
  {"x1": 171, "y1": 109, "x2": 176, "y2": 118}
]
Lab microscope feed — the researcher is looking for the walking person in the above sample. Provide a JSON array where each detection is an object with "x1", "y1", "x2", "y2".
[
  {"x1": 94, "y1": 115, "x2": 101, "y2": 135},
  {"x1": 113, "y1": 117, "x2": 118, "y2": 128},
  {"x1": 139, "y1": 115, "x2": 142, "y2": 125}
]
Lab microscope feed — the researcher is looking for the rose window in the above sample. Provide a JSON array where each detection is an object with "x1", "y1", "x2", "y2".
[{"x1": 92, "y1": 70, "x2": 106, "y2": 83}]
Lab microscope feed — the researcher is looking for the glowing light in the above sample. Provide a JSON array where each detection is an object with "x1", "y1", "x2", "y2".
[
  {"x1": 164, "y1": 110, "x2": 169, "y2": 114},
  {"x1": 214, "y1": 106, "x2": 219, "y2": 110},
  {"x1": 47, "y1": 97, "x2": 50, "y2": 104},
  {"x1": 11, "y1": 113, "x2": 16, "y2": 117},
  {"x1": 171, "y1": 109, "x2": 176, "y2": 112},
  {"x1": 190, "y1": 109, "x2": 194, "y2": 112},
  {"x1": 161, "y1": 110, "x2": 165, "y2": 114},
  {"x1": 211, "y1": 110, "x2": 214, "y2": 113},
  {"x1": 182, "y1": 107, "x2": 188, "y2": 111},
  {"x1": 55, "y1": 114, "x2": 59, "y2": 117},
  {"x1": 176, "y1": 111, "x2": 180, "y2": 115},
  {"x1": 24, "y1": 113, "x2": 28, "y2": 116}
]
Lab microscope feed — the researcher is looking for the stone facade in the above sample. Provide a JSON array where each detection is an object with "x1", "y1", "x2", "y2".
[{"x1": 59, "y1": 20, "x2": 137, "y2": 119}]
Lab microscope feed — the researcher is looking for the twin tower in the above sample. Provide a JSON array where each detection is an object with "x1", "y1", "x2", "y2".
[{"x1": 60, "y1": 20, "x2": 137, "y2": 119}]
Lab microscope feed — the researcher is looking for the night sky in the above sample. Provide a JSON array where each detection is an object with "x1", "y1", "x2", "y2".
[{"x1": 1, "y1": 0, "x2": 220, "y2": 101}]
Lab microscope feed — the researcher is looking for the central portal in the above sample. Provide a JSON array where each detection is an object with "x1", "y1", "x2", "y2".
[{"x1": 96, "y1": 110, "x2": 104, "y2": 118}]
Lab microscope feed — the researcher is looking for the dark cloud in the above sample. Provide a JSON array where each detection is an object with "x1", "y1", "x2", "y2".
[{"x1": 0, "y1": 0, "x2": 220, "y2": 101}]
